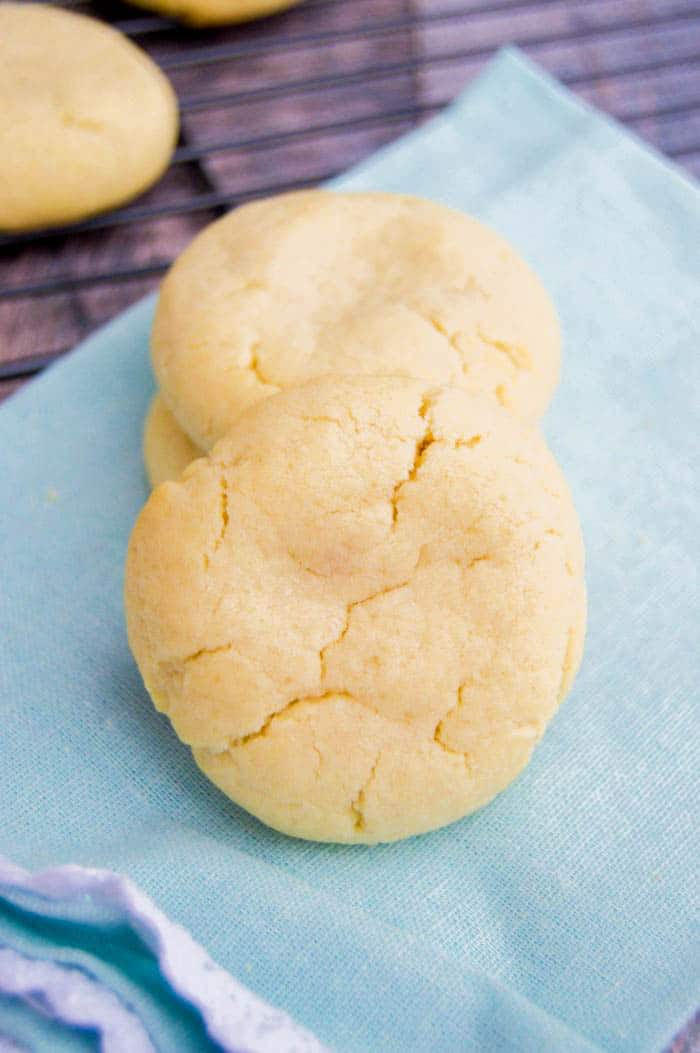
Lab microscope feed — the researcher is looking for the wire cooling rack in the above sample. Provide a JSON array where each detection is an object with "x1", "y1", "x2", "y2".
[
  {"x1": 1, "y1": 4, "x2": 700, "y2": 1048},
  {"x1": 1, "y1": 0, "x2": 699, "y2": 399}
]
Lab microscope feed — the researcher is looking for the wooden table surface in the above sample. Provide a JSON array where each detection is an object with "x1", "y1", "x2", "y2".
[
  {"x1": 1, "y1": 0, "x2": 699, "y2": 403},
  {"x1": 0, "y1": 2, "x2": 698, "y2": 1047}
]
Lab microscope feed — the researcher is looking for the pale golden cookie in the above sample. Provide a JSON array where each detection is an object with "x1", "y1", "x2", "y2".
[
  {"x1": 126, "y1": 376, "x2": 586, "y2": 844},
  {"x1": 152, "y1": 190, "x2": 561, "y2": 451},
  {"x1": 144, "y1": 394, "x2": 203, "y2": 488},
  {"x1": 126, "y1": 0, "x2": 299, "y2": 26},
  {"x1": 0, "y1": 4, "x2": 178, "y2": 232}
]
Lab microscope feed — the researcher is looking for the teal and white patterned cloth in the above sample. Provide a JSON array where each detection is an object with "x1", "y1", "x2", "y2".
[{"x1": 0, "y1": 48, "x2": 698, "y2": 1053}]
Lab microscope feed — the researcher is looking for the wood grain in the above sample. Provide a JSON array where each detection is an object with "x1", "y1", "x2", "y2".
[
  {"x1": 1, "y1": 0, "x2": 698, "y2": 397},
  {"x1": 0, "y1": 6, "x2": 697, "y2": 1049}
]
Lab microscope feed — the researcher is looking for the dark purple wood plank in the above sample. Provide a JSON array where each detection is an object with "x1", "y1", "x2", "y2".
[
  {"x1": 1, "y1": 0, "x2": 698, "y2": 409},
  {"x1": 0, "y1": 5, "x2": 698, "y2": 1050}
]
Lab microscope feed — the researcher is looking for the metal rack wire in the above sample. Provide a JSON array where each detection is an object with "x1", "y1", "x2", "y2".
[{"x1": 1, "y1": 0, "x2": 699, "y2": 393}]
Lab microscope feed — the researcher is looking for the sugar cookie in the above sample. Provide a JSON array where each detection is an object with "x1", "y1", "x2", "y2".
[
  {"x1": 144, "y1": 394, "x2": 202, "y2": 488},
  {"x1": 126, "y1": 375, "x2": 585, "y2": 843},
  {"x1": 152, "y1": 191, "x2": 561, "y2": 451},
  {"x1": 0, "y1": 4, "x2": 178, "y2": 231},
  {"x1": 128, "y1": 0, "x2": 299, "y2": 26}
]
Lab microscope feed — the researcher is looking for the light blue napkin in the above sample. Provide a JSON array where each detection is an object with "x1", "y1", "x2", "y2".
[{"x1": 0, "y1": 47, "x2": 698, "y2": 1053}]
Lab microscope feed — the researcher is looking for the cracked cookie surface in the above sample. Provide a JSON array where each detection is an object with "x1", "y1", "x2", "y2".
[
  {"x1": 152, "y1": 190, "x2": 561, "y2": 451},
  {"x1": 125, "y1": 375, "x2": 586, "y2": 843},
  {"x1": 0, "y1": 4, "x2": 178, "y2": 232}
]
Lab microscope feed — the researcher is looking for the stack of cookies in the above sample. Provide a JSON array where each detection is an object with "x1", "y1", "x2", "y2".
[{"x1": 126, "y1": 190, "x2": 586, "y2": 844}]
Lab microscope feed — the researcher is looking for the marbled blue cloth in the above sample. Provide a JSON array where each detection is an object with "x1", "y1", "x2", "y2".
[{"x1": 0, "y1": 49, "x2": 698, "y2": 1053}]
